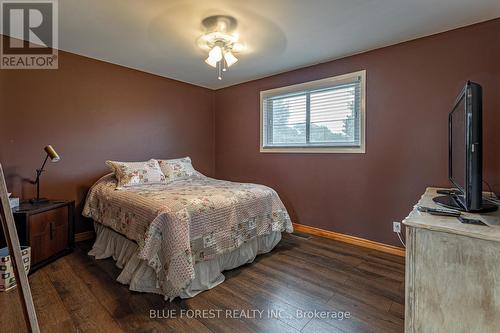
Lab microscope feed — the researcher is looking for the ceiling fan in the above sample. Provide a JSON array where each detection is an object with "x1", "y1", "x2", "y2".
[{"x1": 198, "y1": 15, "x2": 244, "y2": 80}]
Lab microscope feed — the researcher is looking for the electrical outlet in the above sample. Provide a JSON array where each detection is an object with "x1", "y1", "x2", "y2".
[{"x1": 393, "y1": 221, "x2": 401, "y2": 233}]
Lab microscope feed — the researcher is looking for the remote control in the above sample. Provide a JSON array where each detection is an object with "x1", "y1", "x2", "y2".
[
  {"x1": 436, "y1": 189, "x2": 461, "y2": 195},
  {"x1": 458, "y1": 216, "x2": 487, "y2": 226},
  {"x1": 417, "y1": 206, "x2": 461, "y2": 217}
]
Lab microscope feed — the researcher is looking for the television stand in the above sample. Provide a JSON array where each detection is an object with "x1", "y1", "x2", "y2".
[
  {"x1": 404, "y1": 188, "x2": 500, "y2": 332},
  {"x1": 433, "y1": 194, "x2": 498, "y2": 213}
]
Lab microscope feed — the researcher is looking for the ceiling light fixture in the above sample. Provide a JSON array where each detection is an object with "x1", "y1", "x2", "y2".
[{"x1": 199, "y1": 15, "x2": 242, "y2": 80}]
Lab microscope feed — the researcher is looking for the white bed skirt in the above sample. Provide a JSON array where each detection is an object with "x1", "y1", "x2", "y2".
[{"x1": 88, "y1": 223, "x2": 282, "y2": 299}]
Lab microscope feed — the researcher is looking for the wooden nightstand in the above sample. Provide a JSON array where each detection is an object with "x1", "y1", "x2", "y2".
[{"x1": 1, "y1": 201, "x2": 75, "y2": 272}]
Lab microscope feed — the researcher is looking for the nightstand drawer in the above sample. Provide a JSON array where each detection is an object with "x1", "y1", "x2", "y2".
[
  {"x1": 1, "y1": 200, "x2": 75, "y2": 272},
  {"x1": 29, "y1": 207, "x2": 68, "y2": 265}
]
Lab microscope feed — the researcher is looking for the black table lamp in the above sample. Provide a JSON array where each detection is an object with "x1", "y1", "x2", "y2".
[{"x1": 30, "y1": 145, "x2": 60, "y2": 204}]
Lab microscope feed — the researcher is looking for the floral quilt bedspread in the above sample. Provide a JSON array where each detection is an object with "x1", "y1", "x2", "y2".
[{"x1": 82, "y1": 173, "x2": 293, "y2": 298}]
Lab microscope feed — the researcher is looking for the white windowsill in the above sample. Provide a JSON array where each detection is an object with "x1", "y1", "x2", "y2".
[{"x1": 259, "y1": 146, "x2": 366, "y2": 154}]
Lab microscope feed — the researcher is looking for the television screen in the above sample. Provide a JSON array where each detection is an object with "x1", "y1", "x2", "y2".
[
  {"x1": 434, "y1": 82, "x2": 496, "y2": 212},
  {"x1": 450, "y1": 95, "x2": 466, "y2": 193}
]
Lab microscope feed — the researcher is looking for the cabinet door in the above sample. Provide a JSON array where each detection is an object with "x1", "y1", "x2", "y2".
[{"x1": 29, "y1": 207, "x2": 68, "y2": 264}]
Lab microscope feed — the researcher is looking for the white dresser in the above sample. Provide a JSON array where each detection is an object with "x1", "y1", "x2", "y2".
[{"x1": 403, "y1": 188, "x2": 500, "y2": 332}]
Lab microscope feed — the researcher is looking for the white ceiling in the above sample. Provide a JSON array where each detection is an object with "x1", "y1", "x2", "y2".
[{"x1": 27, "y1": 1, "x2": 500, "y2": 88}]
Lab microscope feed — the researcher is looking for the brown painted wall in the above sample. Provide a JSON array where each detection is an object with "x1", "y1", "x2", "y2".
[
  {"x1": 214, "y1": 19, "x2": 500, "y2": 246},
  {"x1": 1, "y1": 19, "x2": 498, "y2": 245},
  {"x1": 0, "y1": 44, "x2": 215, "y2": 233}
]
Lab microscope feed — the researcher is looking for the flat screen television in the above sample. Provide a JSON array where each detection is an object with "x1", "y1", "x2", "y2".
[{"x1": 433, "y1": 81, "x2": 497, "y2": 212}]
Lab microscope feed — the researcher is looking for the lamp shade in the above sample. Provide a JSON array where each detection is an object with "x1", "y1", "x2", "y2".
[
  {"x1": 205, "y1": 45, "x2": 222, "y2": 67},
  {"x1": 224, "y1": 51, "x2": 238, "y2": 67},
  {"x1": 44, "y1": 145, "x2": 60, "y2": 162},
  {"x1": 205, "y1": 57, "x2": 217, "y2": 68}
]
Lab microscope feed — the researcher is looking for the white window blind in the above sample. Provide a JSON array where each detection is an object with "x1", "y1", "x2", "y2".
[{"x1": 260, "y1": 70, "x2": 365, "y2": 153}]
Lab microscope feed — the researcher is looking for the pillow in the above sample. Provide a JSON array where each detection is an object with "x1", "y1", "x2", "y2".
[
  {"x1": 157, "y1": 157, "x2": 197, "y2": 182},
  {"x1": 105, "y1": 159, "x2": 166, "y2": 189}
]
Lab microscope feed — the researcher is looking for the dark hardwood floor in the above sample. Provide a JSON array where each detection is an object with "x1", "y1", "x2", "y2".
[{"x1": 0, "y1": 233, "x2": 405, "y2": 333}]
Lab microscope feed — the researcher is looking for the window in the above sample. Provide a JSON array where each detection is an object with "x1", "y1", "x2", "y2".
[{"x1": 260, "y1": 70, "x2": 366, "y2": 153}]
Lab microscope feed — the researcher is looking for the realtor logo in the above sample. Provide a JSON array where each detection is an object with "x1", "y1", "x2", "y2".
[{"x1": 1, "y1": 0, "x2": 58, "y2": 69}]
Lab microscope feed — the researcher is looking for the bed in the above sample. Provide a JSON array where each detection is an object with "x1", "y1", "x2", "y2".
[{"x1": 82, "y1": 167, "x2": 292, "y2": 300}]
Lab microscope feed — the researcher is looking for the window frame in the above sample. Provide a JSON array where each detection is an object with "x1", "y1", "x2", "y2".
[{"x1": 260, "y1": 70, "x2": 366, "y2": 154}]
